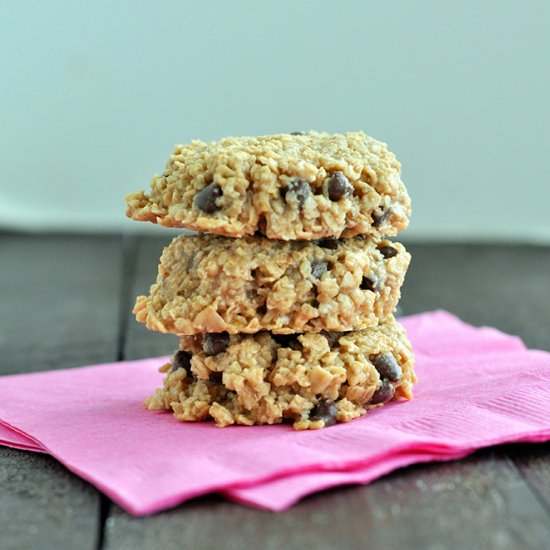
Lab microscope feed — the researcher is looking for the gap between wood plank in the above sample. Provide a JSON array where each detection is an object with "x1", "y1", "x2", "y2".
[
  {"x1": 96, "y1": 234, "x2": 141, "y2": 550},
  {"x1": 116, "y1": 235, "x2": 140, "y2": 362}
]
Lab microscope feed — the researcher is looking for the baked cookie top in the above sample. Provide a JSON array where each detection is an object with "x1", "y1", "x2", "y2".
[{"x1": 126, "y1": 131, "x2": 411, "y2": 240}]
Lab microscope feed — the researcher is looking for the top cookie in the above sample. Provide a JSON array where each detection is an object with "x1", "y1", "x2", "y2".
[{"x1": 126, "y1": 131, "x2": 411, "y2": 240}]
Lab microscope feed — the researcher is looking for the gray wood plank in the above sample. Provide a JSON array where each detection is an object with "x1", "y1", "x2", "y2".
[
  {"x1": 103, "y1": 238, "x2": 550, "y2": 550},
  {"x1": 0, "y1": 234, "x2": 124, "y2": 373},
  {"x1": 0, "y1": 447, "x2": 100, "y2": 550},
  {"x1": 510, "y1": 442, "x2": 550, "y2": 514},
  {"x1": 401, "y1": 242, "x2": 550, "y2": 352},
  {"x1": 0, "y1": 233, "x2": 125, "y2": 550}
]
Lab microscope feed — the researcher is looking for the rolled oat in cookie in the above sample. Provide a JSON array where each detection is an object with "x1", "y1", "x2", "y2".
[
  {"x1": 145, "y1": 315, "x2": 416, "y2": 430},
  {"x1": 133, "y1": 234, "x2": 411, "y2": 335},
  {"x1": 126, "y1": 131, "x2": 411, "y2": 240}
]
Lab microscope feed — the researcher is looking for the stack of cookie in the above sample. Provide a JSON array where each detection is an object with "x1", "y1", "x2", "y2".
[{"x1": 126, "y1": 131, "x2": 415, "y2": 430}]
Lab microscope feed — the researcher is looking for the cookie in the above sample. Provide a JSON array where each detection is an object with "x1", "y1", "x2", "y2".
[
  {"x1": 134, "y1": 234, "x2": 410, "y2": 335},
  {"x1": 145, "y1": 316, "x2": 416, "y2": 430},
  {"x1": 126, "y1": 131, "x2": 411, "y2": 240}
]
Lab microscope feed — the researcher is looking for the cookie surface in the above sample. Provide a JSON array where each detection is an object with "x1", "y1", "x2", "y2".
[
  {"x1": 126, "y1": 131, "x2": 410, "y2": 240},
  {"x1": 145, "y1": 316, "x2": 416, "y2": 430},
  {"x1": 134, "y1": 234, "x2": 410, "y2": 335}
]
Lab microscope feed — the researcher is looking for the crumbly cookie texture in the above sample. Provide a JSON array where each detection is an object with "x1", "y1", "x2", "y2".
[
  {"x1": 145, "y1": 316, "x2": 416, "y2": 430},
  {"x1": 134, "y1": 234, "x2": 410, "y2": 335},
  {"x1": 126, "y1": 131, "x2": 411, "y2": 240}
]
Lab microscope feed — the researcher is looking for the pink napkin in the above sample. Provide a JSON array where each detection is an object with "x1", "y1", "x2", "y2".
[
  {"x1": 0, "y1": 311, "x2": 548, "y2": 515},
  {"x1": 0, "y1": 423, "x2": 43, "y2": 452}
]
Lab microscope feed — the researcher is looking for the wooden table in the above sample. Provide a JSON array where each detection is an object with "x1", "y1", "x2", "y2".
[{"x1": 1, "y1": 233, "x2": 549, "y2": 550}]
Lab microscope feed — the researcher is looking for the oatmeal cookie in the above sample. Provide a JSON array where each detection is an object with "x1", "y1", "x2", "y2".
[
  {"x1": 145, "y1": 316, "x2": 415, "y2": 430},
  {"x1": 126, "y1": 131, "x2": 410, "y2": 240},
  {"x1": 134, "y1": 234, "x2": 410, "y2": 334}
]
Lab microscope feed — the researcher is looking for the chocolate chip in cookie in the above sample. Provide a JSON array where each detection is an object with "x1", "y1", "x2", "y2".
[
  {"x1": 372, "y1": 207, "x2": 392, "y2": 227},
  {"x1": 195, "y1": 183, "x2": 223, "y2": 213},
  {"x1": 272, "y1": 334, "x2": 303, "y2": 351},
  {"x1": 317, "y1": 238, "x2": 340, "y2": 250},
  {"x1": 373, "y1": 353, "x2": 402, "y2": 382},
  {"x1": 369, "y1": 380, "x2": 395, "y2": 405},
  {"x1": 360, "y1": 275, "x2": 378, "y2": 292},
  {"x1": 327, "y1": 171, "x2": 353, "y2": 201},
  {"x1": 311, "y1": 260, "x2": 329, "y2": 279},
  {"x1": 172, "y1": 350, "x2": 192, "y2": 376},
  {"x1": 320, "y1": 330, "x2": 343, "y2": 348},
  {"x1": 282, "y1": 178, "x2": 310, "y2": 209},
  {"x1": 209, "y1": 371, "x2": 223, "y2": 383},
  {"x1": 378, "y1": 245, "x2": 398, "y2": 259},
  {"x1": 290, "y1": 131, "x2": 305, "y2": 135},
  {"x1": 310, "y1": 397, "x2": 338, "y2": 427},
  {"x1": 203, "y1": 333, "x2": 230, "y2": 355}
]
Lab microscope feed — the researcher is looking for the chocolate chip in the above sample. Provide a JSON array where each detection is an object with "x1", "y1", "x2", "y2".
[
  {"x1": 369, "y1": 380, "x2": 395, "y2": 405},
  {"x1": 373, "y1": 353, "x2": 402, "y2": 382},
  {"x1": 202, "y1": 333, "x2": 230, "y2": 356},
  {"x1": 378, "y1": 245, "x2": 398, "y2": 259},
  {"x1": 273, "y1": 334, "x2": 303, "y2": 351},
  {"x1": 360, "y1": 275, "x2": 378, "y2": 292},
  {"x1": 310, "y1": 398, "x2": 338, "y2": 427},
  {"x1": 311, "y1": 299, "x2": 320, "y2": 308},
  {"x1": 209, "y1": 371, "x2": 223, "y2": 383},
  {"x1": 172, "y1": 350, "x2": 192, "y2": 376},
  {"x1": 281, "y1": 178, "x2": 310, "y2": 209},
  {"x1": 195, "y1": 183, "x2": 223, "y2": 213},
  {"x1": 321, "y1": 330, "x2": 343, "y2": 348},
  {"x1": 372, "y1": 208, "x2": 391, "y2": 227},
  {"x1": 290, "y1": 131, "x2": 305, "y2": 135},
  {"x1": 311, "y1": 260, "x2": 329, "y2": 279},
  {"x1": 317, "y1": 238, "x2": 340, "y2": 250},
  {"x1": 327, "y1": 172, "x2": 353, "y2": 201}
]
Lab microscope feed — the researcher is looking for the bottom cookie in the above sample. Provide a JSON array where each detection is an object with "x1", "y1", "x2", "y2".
[{"x1": 146, "y1": 316, "x2": 416, "y2": 430}]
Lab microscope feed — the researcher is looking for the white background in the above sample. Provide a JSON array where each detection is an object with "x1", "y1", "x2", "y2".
[{"x1": 1, "y1": 1, "x2": 548, "y2": 241}]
